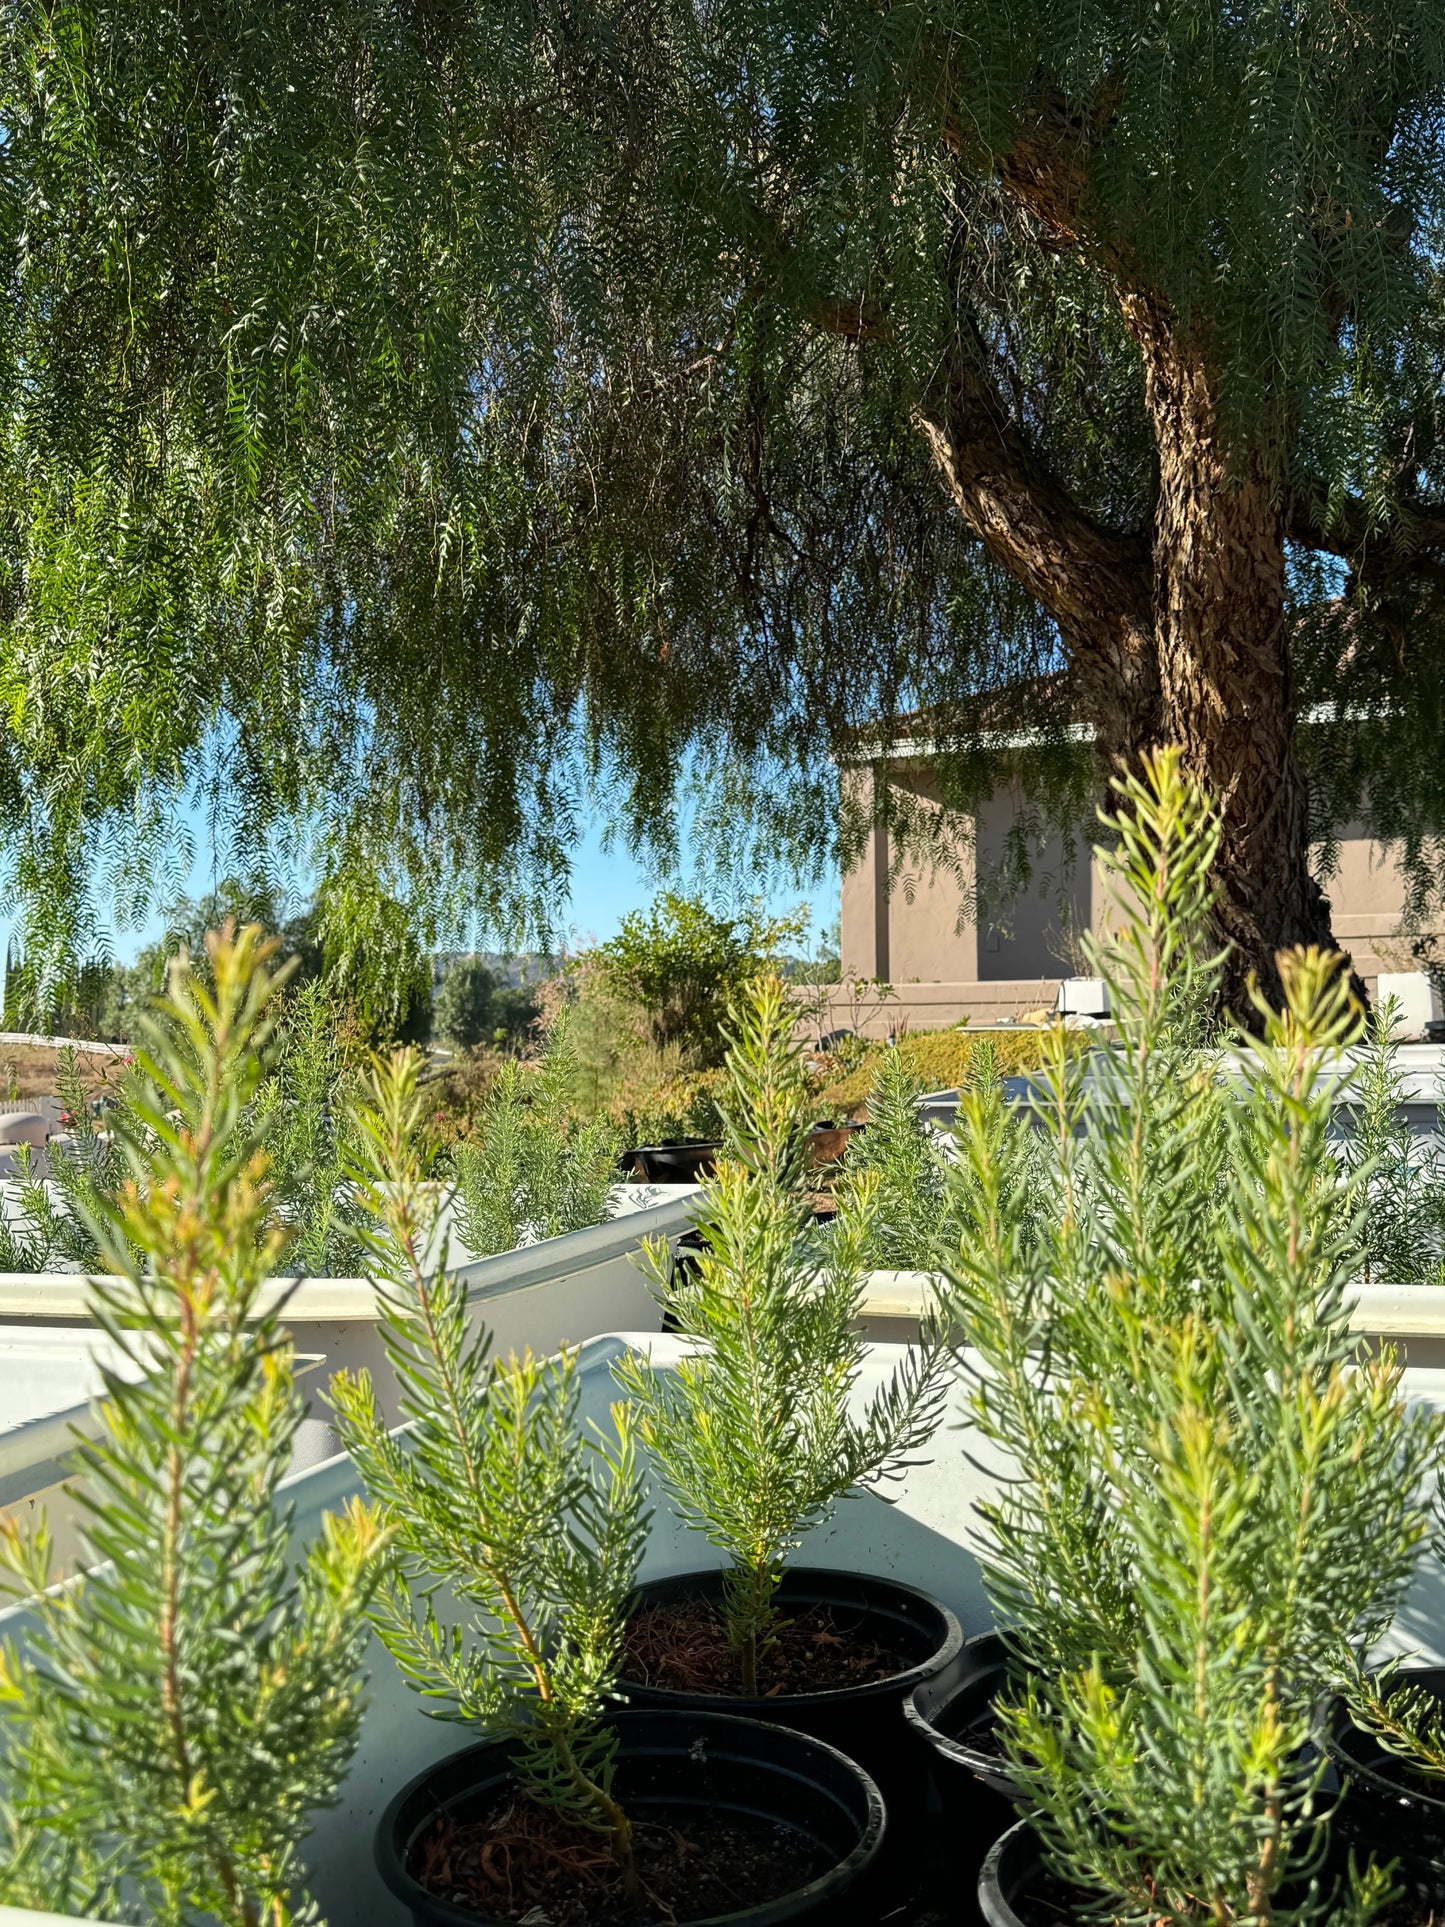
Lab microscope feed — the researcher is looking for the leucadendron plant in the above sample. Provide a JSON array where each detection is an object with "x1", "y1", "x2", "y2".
[
  {"x1": 948, "y1": 751, "x2": 1445, "y2": 1927},
  {"x1": 0, "y1": 1046, "x2": 135, "y2": 1272},
  {"x1": 841, "y1": 1044, "x2": 947, "y2": 1270},
  {"x1": 0, "y1": 925, "x2": 384, "y2": 1927},
  {"x1": 330, "y1": 1050, "x2": 648, "y2": 1887},
  {"x1": 450, "y1": 1013, "x2": 621, "y2": 1258},
  {"x1": 254, "y1": 977, "x2": 367, "y2": 1276},
  {"x1": 1338, "y1": 995, "x2": 1445, "y2": 1288},
  {"x1": 615, "y1": 974, "x2": 952, "y2": 1696}
]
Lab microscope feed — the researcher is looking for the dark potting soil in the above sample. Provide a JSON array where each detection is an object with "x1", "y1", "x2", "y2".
[
  {"x1": 622, "y1": 1595, "x2": 911, "y2": 1696},
  {"x1": 407, "y1": 1795, "x2": 832, "y2": 1925},
  {"x1": 1376, "y1": 1902, "x2": 1445, "y2": 1927},
  {"x1": 1002, "y1": 1867, "x2": 1086, "y2": 1927},
  {"x1": 933, "y1": 1700, "x2": 1008, "y2": 1761}
]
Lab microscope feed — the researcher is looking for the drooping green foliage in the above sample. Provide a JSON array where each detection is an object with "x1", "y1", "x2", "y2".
[
  {"x1": 0, "y1": 925, "x2": 383, "y2": 1927},
  {"x1": 1341, "y1": 997, "x2": 1445, "y2": 1287},
  {"x1": 946, "y1": 752, "x2": 1445, "y2": 1925},
  {"x1": 330, "y1": 1050, "x2": 647, "y2": 1881},
  {"x1": 11, "y1": 0, "x2": 1445, "y2": 978},
  {"x1": 615, "y1": 974, "x2": 951, "y2": 1693},
  {"x1": 450, "y1": 1016, "x2": 621, "y2": 1259}
]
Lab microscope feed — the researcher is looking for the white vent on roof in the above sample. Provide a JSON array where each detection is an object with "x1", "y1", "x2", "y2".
[{"x1": 1057, "y1": 978, "x2": 1109, "y2": 1019}]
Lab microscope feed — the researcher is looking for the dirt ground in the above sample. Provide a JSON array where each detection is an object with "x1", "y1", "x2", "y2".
[{"x1": 0, "y1": 1043, "x2": 127, "y2": 1106}]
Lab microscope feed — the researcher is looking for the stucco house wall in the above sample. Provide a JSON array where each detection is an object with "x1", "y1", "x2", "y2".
[{"x1": 834, "y1": 762, "x2": 1436, "y2": 1035}]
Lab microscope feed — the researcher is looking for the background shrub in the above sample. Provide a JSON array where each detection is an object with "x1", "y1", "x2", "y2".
[
  {"x1": 433, "y1": 956, "x2": 540, "y2": 1050},
  {"x1": 814, "y1": 1026, "x2": 1092, "y2": 1118},
  {"x1": 591, "y1": 892, "x2": 809, "y2": 1067}
]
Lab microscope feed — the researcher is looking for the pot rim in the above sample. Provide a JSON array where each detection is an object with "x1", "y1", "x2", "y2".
[
  {"x1": 903, "y1": 1628, "x2": 1017, "y2": 1789},
  {"x1": 1324, "y1": 1667, "x2": 1445, "y2": 1815},
  {"x1": 978, "y1": 1815, "x2": 1039, "y2": 1927},
  {"x1": 616, "y1": 1565, "x2": 965, "y2": 1708},
  {"x1": 375, "y1": 1706, "x2": 887, "y2": 1927}
]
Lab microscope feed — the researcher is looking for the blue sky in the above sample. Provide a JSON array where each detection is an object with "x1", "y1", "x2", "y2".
[{"x1": 101, "y1": 806, "x2": 839, "y2": 964}]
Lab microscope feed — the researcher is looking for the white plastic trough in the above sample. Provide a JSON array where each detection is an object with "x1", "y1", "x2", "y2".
[
  {"x1": 0, "y1": 1329, "x2": 153, "y2": 1565},
  {"x1": 858, "y1": 1269, "x2": 1445, "y2": 1361},
  {"x1": 5, "y1": 1334, "x2": 1445, "y2": 1926},
  {"x1": 0, "y1": 1185, "x2": 700, "y2": 1563},
  {"x1": 0, "y1": 1332, "x2": 326, "y2": 1576},
  {"x1": 917, "y1": 1042, "x2": 1445, "y2": 1138}
]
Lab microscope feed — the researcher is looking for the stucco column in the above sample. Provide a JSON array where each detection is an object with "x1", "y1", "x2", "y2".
[{"x1": 840, "y1": 765, "x2": 890, "y2": 980}]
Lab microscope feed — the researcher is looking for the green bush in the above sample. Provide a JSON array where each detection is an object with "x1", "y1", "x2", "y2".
[
  {"x1": 815, "y1": 1024, "x2": 1088, "y2": 1118},
  {"x1": 1342, "y1": 996, "x2": 1445, "y2": 1286},
  {"x1": 450, "y1": 1016, "x2": 620, "y2": 1255},
  {"x1": 603, "y1": 1066, "x2": 727, "y2": 1146},
  {"x1": 0, "y1": 978, "x2": 368, "y2": 1275},
  {"x1": 616, "y1": 976, "x2": 950, "y2": 1692},
  {"x1": 947, "y1": 753, "x2": 1441, "y2": 1927},
  {"x1": 0, "y1": 928, "x2": 382, "y2": 1926},
  {"x1": 254, "y1": 978, "x2": 367, "y2": 1276},
  {"x1": 434, "y1": 956, "x2": 540, "y2": 1050},
  {"x1": 331, "y1": 1052, "x2": 646, "y2": 1886},
  {"x1": 0, "y1": 1046, "x2": 134, "y2": 1271},
  {"x1": 841, "y1": 1048, "x2": 945, "y2": 1268},
  {"x1": 591, "y1": 891, "x2": 809, "y2": 1067}
]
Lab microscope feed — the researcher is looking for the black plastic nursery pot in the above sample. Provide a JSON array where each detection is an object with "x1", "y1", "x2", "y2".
[
  {"x1": 1326, "y1": 1665, "x2": 1445, "y2": 1867},
  {"x1": 904, "y1": 1629, "x2": 1015, "y2": 1802},
  {"x1": 376, "y1": 1708, "x2": 885, "y2": 1927},
  {"x1": 981, "y1": 1805, "x2": 1445, "y2": 1927},
  {"x1": 619, "y1": 1140, "x2": 722, "y2": 1184},
  {"x1": 977, "y1": 1816, "x2": 1049, "y2": 1927},
  {"x1": 619, "y1": 1123, "x2": 865, "y2": 1187},
  {"x1": 617, "y1": 1567, "x2": 963, "y2": 1816}
]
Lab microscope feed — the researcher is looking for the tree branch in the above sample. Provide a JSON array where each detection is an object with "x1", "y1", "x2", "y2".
[
  {"x1": 1286, "y1": 491, "x2": 1445, "y2": 564},
  {"x1": 915, "y1": 323, "x2": 1159, "y2": 753}
]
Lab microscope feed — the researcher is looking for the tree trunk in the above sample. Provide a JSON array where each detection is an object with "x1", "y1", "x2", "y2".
[
  {"x1": 1121, "y1": 298, "x2": 1349, "y2": 1015},
  {"x1": 919, "y1": 283, "x2": 1361, "y2": 1016},
  {"x1": 916, "y1": 348, "x2": 1160, "y2": 758}
]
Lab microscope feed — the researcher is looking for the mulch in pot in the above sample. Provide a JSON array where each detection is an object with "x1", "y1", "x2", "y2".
[
  {"x1": 407, "y1": 1793, "x2": 832, "y2": 1926},
  {"x1": 1377, "y1": 1902, "x2": 1445, "y2": 1927},
  {"x1": 622, "y1": 1595, "x2": 912, "y2": 1697}
]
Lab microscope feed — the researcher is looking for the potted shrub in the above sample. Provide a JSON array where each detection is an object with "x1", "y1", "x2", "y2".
[
  {"x1": 932, "y1": 754, "x2": 1445, "y2": 1927},
  {"x1": 1325, "y1": 1658, "x2": 1445, "y2": 1891},
  {"x1": 331, "y1": 1049, "x2": 885, "y2": 1927},
  {"x1": 448, "y1": 1015, "x2": 623, "y2": 1259},
  {"x1": 0, "y1": 927, "x2": 383, "y2": 1925},
  {"x1": 612, "y1": 975, "x2": 963, "y2": 1797},
  {"x1": 839, "y1": 1044, "x2": 947, "y2": 1272}
]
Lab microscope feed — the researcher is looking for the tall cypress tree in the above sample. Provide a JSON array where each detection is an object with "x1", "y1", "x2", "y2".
[{"x1": 4, "y1": 0, "x2": 1444, "y2": 1004}]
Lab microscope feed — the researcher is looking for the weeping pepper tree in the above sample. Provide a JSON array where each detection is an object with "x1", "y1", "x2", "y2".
[{"x1": 4, "y1": 0, "x2": 1445, "y2": 1005}]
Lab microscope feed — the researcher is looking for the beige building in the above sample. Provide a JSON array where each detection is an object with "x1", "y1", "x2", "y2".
[{"x1": 835, "y1": 748, "x2": 1440, "y2": 1034}]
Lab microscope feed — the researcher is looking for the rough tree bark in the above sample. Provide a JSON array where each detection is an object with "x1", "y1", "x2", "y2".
[
  {"x1": 915, "y1": 344, "x2": 1160, "y2": 763},
  {"x1": 1120, "y1": 295, "x2": 1344, "y2": 1011},
  {"x1": 910, "y1": 111, "x2": 1358, "y2": 1015}
]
